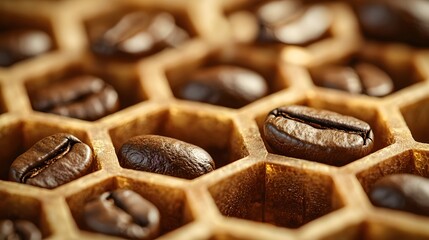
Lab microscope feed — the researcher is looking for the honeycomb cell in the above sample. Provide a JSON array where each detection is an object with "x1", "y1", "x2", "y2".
[
  {"x1": 308, "y1": 50, "x2": 422, "y2": 97},
  {"x1": 401, "y1": 95, "x2": 429, "y2": 144},
  {"x1": 318, "y1": 219, "x2": 429, "y2": 240},
  {"x1": 0, "y1": 7, "x2": 56, "y2": 67},
  {"x1": 24, "y1": 57, "x2": 145, "y2": 121},
  {"x1": 360, "y1": 218, "x2": 429, "y2": 240},
  {"x1": 0, "y1": 117, "x2": 100, "y2": 188},
  {"x1": 84, "y1": 2, "x2": 195, "y2": 63},
  {"x1": 209, "y1": 161, "x2": 344, "y2": 229},
  {"x1": 255, "y1": 94, "x2": 394, "y2": 166},
  {"x1": 109, "y1": 105, "x2": 248, "y2": 176},
  {"x1": 165, "y1": 44, "x2": 289, "y2": 109},
  {"x1": 0, "y1": 190, "x2": 51, "y2": 238},
  {"x1": 217, "y1": 1, "x2": 360, "y2": 67},
  {"x1": 66, "y1": 176, "x2": 191, "y2": 238},
  {"x1": 356, "y1": 149, "x2": 429, "y2": 194}
]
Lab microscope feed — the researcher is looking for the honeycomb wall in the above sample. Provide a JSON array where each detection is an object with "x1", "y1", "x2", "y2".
[{"x1": 0, "y1": 0, "x2": 429, "y2": 239}]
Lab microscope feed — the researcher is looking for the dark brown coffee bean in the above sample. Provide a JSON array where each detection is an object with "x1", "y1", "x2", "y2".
[
  {"x1": 311, "y1": 63, "x2": 394, "y2": 97},
  {"x1": 356, "y1": 0, "x2": 429, "y2": 47},
  {"x1": 354, "y1": 63, "x2": 394, "y2": 97},
  {"x1": 177, "y1": 65, "x2": 268, "y2": 108},
  {"x1": 0, "y1": 29, "x2": 52, "y2": 67},
  {"x1": 311, "y1": 66, "x2": 363, "y2": 94},
  {"x1": 0, "y1": 220, "x2": 42, "y2": 240},
  {"x1": 263, "y1": 105, "x2": 374, "y2": 165},
  {"x1": 92, "y1": 11, "x2": 189, "y2": 57},
  {"x1": 370, "y1": 174, "x2": 429, "y2": 216},
  {"x1": 9, "y1": 133, "x2": 93, "y2": 189},
  {"x1": 84, "y1": 189, "x2": 160, "y2": 240},
  {"x1": 30, "y1": 75, "x2": 120, "y2": 121},
  {"x1": 256, "y1": 0, "x2": 331, "y2": 45},
  {"x1": 119, "y1": 135, "x2": 215, "y2": 179}
]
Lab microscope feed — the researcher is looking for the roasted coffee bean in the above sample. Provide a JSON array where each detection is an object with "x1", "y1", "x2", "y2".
[
  {"x1": 355, "y1": 0, "x2": 429, "y2": 47},
  {"x1": 84, "y1": 189, "x2": 160, "y2": 240},
  {"x1": 92, "y1": 11, "x2": 189, "y2": 57},
  {"x1": 370, "y1": 174, "x2": 429, "y2": 216},
  {"x1": 0, "y1": 219, "x2": 42, "y2": 240},
  {"x1": 177, "y1": 65, "x2": 268, "y2": 108},
  {"x1": 311, "y1": 62, "x2": 394, "y2": 97},
  {"x1": 0, "y1": 29, "x2": 52, "y2": 67},
  {"x1": 9, "y1": 133, "x2": 93, "y2": 189},
  {"x1": 30, "y1": 75, "x2": 120, "y2": 121},
  {"x1": 256, "y1": 0, "x2": 331, "y2": 45},
  {"x1": 119, "y1": 135, "x2": 215, "y2": 179},
  {"x1": 354, "y1": 63, "x2": 394, "y2": 97},
  {"x1": 263, "y1": 105, "x2": 374, "y2": 165}
]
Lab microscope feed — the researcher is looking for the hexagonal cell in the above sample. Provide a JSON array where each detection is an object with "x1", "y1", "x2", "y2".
[
  {"x1": 308, "y1": 46, "x2": 424, "y2": 97},
  {"x1": 109, "y1": 106, "x2": 248, "y2": 178},
  {"x1": 218, "y1": 1, "x2": 360, "y2": 67},
  {"x1": 0, "y1": 190, "x2": 51, "y2": 238},
  {"x1": 401, "y1": 96, "x2": 429, "y2": 143},
  {"x1": 209, "y1": 161, "x2": 344, "y2": 229},
  {"x1": 318, "y1": 219, "x2": 429, "y2": 240},
  {"x1": 0, "y1": 8, "x2": 56, "y2": 67},
  {"x1": 66, "y1": 176, "x2": 190, "y2": 238},
  {"x1": 361, "y1": 219, "x2": 429, "y2": 240},
  {"x1": 165, "y1": 45, "x2": 288, "y2": 109},
  {"x1": 0, "y1": 118, "x2": 100, "y2": 189},
  {"x1": 255, "y1": 96, "x2": 394, "y2": 166},
  {"x1": 24, "y1": 57, "x2": 145, "y2": 121},
  {"x1": 356, "y1": 149, "x2": 429, "y2": 195},
  {"x1": 84, "y1": 2, "x2": 196, "y2": 62}
]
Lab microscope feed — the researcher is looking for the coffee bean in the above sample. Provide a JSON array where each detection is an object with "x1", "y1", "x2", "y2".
[
  {"x1": 92, "y1": 11, "x2": 189, "y2": 57},
  {"x1": 0, "y1": 219, "x2": 42, "y2": 240},
  {"x1": 354, "y1": 63, "x2": 394, "y2": 97},
  {"x1": 9, "y1": 133, "x2": 93, "y2": 189},
  {"x1": 311, "y1": 62, "x2": 394, "y2": 97},
  {"x1": 84, "y1": 189, "x2": 160, "y2": 240},
  {"x1": 256, "y1": 0, "x2": 331, "y2": 45},
  {"x1": 311, "y1": 66, "x2": 363, "y2": 94},
  {"x1": 263, "y1": 105, "x2": 374, "y2": 165},
  {"x1": 30, "y1": 75, "x2": 120, "y2": 121},
  {"x1": 0, "y1": 29, "x2": 52, "y2": 67},
  {"x1": 370, "y1": 174, "x2": 429, "y2": 216},
  {"x1": 356, "y1": 0, "x2": 429, "y2": 47},
  {"x1": 119, "y1": 135, "x2": 215, "y2": 179},
  {"x1": 177, "y1": 65, "x2": 268, "y2": 108}
]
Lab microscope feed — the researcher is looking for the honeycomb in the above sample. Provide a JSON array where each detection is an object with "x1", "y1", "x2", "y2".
[{"x1": 1, "y1": 0, "x2": 429, "y2": 239}]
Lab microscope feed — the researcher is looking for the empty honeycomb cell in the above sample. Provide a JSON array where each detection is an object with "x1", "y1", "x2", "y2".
[
  {"x1": 0, "y1": 7, "x2": 56, "y2": 68},
  {"x1": 209, "y1": 161, "x2": 344, "y2": 229},
  {"x1": 109, "y1": 104, "x2": 248, "y2": 173},
  {"x1": 360, "y1": 218, "x2": 429, "y2": 240},
  {"x1": 164, "y1": 44, "x2": 289, "y2": 109},
  {"x1": 0, "y1": 190, "x2": 51, "y2": 238},
  {"x1": 84, "y1": 1, "x2": 196, "y2": 63},
  {"x1": 401, "y1": 95, "x2": 429, "y2": 144},
  {"x1": 317, "y1": 219, "x2": 429, "y2": 240},
  {"x1": 254, "y1": 94, "x2": 394, "y2": 166},
  {"x1": 66, "y1": 176, "x2": 191, "y2": 238},
  {"x1": 24, "y1": 56, "x2": 145, "y2": 121}
]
